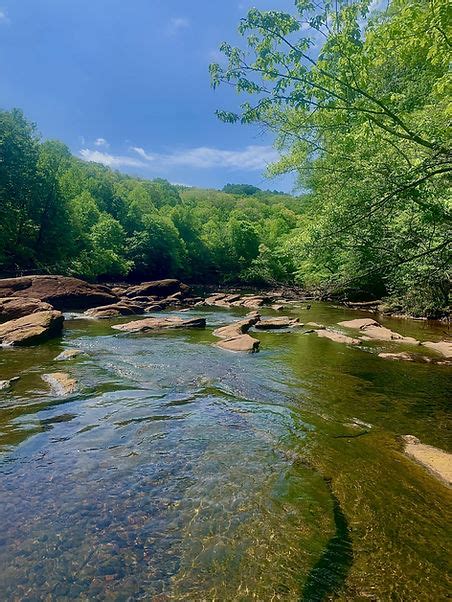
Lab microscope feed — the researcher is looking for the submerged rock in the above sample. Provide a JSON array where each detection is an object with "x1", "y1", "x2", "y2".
[
  {"x1": 42, "y1": 372, "x2": 77, "y2": 395},
  {"x1": 0, "y1": 310, "x2": 64, "y2": 346},
  {"x1": 112, "y1": 316, "x2": 206, "y2": 332},
  {"x1": 379, "y1": 351, "x2": 451, "y2": 366},
  {"x1": 378, "y1": 352, "x2": 415, "y2": 362},
  {"x1": 316, "y1": 330, "x2": 361, "y2": 345},
  {"x1": 422, "y1": 340, "x2": 452, "y2": 358},
  {"x1": 54, "y1": 349, "x2": 84, "y2": 361},
  {"x1": 215, "y1": 334, "x2": 260, "y2": 353},
  {"x1": 0, "y1": 297, "x2": 53, "y2": 322},
  {"x1": 255, "y1": 317, "x2": 301, "y2": 330},
  {"x1": 305, "y1": 322, "x2": 325, "y2": 330},
  {"x1": 0, "y1": 275, "x2": 118, "y2": 310},
  {"x1": 0, "y1": 376, "x2": 20, "y2": 391},
  {"x1": 402, "y1": 435, "x2": 452, "y2": 486}
]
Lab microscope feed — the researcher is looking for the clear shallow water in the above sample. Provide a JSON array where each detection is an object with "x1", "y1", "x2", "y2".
[{"x1": 0, "y1": 303, "x2": 450, "y2": 601}]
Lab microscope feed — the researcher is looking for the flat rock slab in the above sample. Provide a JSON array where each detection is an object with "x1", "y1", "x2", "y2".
[
  {"x1": 112, "y1": 317, "x2": 206, "y2": 333},
  {"x1": 54, "y1": 349, "x2": 84, "y2": 361},
  {"x1": 0, "y1": 297, "x2": 53, "y2": 322},
  {"x1": 0, "y1": 310, "x2": 64, "y2": 346},
  {"x1": 422, "y1": 340, "x2": 452, "y2": 358},
  {"x1": 402, "y1": 435, "x2": 452, "y2": 486},
  {"x1": 215, "y1": 334, "x2": 260, "y2": 353},
  {"x1": 213, "y1": 316, "x2": 260, "y2": 339},
  {"x1": 338, "y1": 318, "x2": 380, "y2": 329},
  {"x1": 360, "y1": 325, "x2": 419, "y2": 344},
  {"x1": 338, "y1": 318, "x2": 419, "y2": 345},
  {"x1": 316, "y1": 330, "x2": 361, "y2": 345},
  {"x1": 42, "y1": 372, "x2": 77, "y2": 396},
  {"x1": 255, "y1": 317, "x2": 301, "y2": 330},
  {"x1": 0, "y1": 276, "x2": 117, "y2": 310}
]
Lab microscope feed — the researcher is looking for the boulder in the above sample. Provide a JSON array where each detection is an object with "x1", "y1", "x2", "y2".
[
  {"x1": 112, "y1": 316, "x2": 206, "y2": 333},
  {"x1": 212, "y1": 315, "x2": 260, "y2": 339},
  {"x1": 215, "y1": 334, "x2": 260, "y2": 353},
  {"x1": 0, "y1": 276, "x2": 118, "y2": 310},
  {"x1": 316, "y1": 330, "x2": 361, "y2": 345},
  {"x1": 0, "y1": 376, "x2": 20, "y2": 391},
  {"x1": 42, "y1": 372, "x2": 77, "y2": 396},
  {"x1": 84, "y1": 302, "x2": 144, "y2": 319},
  {"x1": 255, "y1": 317, "x2": 301, "y2": 330},
  {"x1": 402, "y1": 435, "x2": 452, "y2": 486},
  {"x1": 422, "y1": 341, "x2": 452, "y2": 358},
  {"x1": 0, "y1": 310, "x2": 64, "y2": 346},
  {"x1": 125, "y1": 279, "x2": 188, "y2": 299},
  {"x1": 54, "y1": 349, "x2": 84, "y2": 361},
  {"x1": 0, "y1": 297, "x2": 53, "y2": 322}
]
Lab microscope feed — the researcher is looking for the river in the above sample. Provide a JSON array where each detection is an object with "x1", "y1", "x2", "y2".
[{"x1": 0, "y1": 302, "x2": 450, "y2": 601}]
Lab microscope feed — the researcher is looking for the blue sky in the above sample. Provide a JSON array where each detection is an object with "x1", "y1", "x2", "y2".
[{"x1": 0, "y1": 0, "x2": 299, "y2": 191}]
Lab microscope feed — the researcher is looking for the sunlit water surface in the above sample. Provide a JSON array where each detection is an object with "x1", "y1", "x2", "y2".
[{"x1": 0, "y1": 303, "x2": 450, "y2": 601}]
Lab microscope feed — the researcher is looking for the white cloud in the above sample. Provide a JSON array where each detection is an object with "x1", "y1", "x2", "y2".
[
  {"x1": 79, "y1": 149, "x2": 145, "y2": 168},
  {"x1": 131, "y1": 144, "x2": 279, "y2": 170},
  {"x1": 79, "y1": 144, "x2": 279, "y2": 172},
  {"x1": 131, "y1": 147, "x2": 156, "y2": 161},
  {"x1": 0, "y1": 9, "x2": 10, "y2": 24},
  {"x1": 168, "y1": 17, "x2": 190, "y2": 34},
  {"x1": 94, "y1": 137, "x2": 109, "y2": 148}
]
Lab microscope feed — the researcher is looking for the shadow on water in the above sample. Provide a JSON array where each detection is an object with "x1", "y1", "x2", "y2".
[{"x1": 300, "y1": 477, "x2": 353, "y2": 602}]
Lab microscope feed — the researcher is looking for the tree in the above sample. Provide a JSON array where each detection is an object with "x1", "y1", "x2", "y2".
[{"x1": 210, "y1": 0, "x2": 451, "y2": 314}]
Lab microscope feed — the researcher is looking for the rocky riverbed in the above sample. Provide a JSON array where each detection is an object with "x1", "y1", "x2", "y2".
[{"x1": 0, "y1": 275, "x2": 451, "y2": 600}]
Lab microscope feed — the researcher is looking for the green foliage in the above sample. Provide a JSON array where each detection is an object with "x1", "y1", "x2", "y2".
[
  {"x1": 0, "y1": 108, "x2": 303, "y2": 283},
  {"x1": 222, "y1": 183, "x2": 261, "y2": 196},
  {"x1": 211, "y1": 0, "x2": 451, "y2": 316}
]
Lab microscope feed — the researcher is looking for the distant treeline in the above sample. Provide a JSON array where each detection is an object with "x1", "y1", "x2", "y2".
[{"x1": 0, "y1": 109, "x2": 301, "y2": 286}]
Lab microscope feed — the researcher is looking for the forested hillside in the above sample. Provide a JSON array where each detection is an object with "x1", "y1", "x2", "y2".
[{"x1": 0, "y1": 109, "x2": 300, "y2": 285}]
